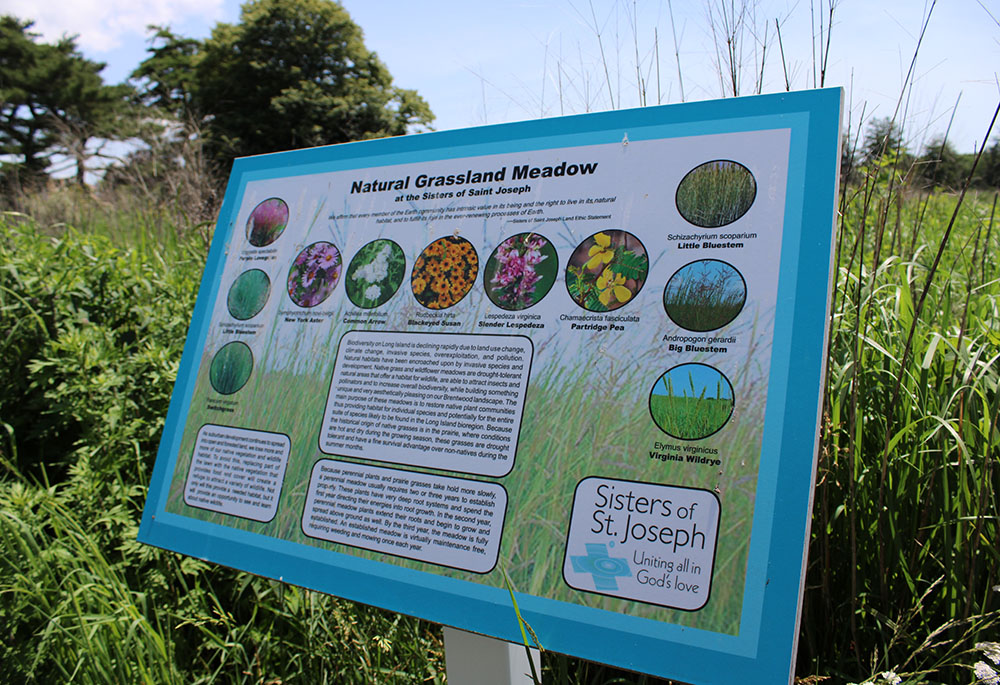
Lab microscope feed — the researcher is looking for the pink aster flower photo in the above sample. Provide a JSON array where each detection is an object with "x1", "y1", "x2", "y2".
[{"x1": 286, "y1": 241, "x2": 342, "y2": 308}]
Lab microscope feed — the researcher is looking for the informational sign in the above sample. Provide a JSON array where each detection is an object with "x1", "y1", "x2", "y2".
[{"x1": 139, "y1": 88, "x2": 842, "y2": 684}]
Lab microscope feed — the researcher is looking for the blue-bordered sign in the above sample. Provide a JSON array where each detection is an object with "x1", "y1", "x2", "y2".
[{"x1": 139, "y1": 88, "x2": 842, "y2": 684}]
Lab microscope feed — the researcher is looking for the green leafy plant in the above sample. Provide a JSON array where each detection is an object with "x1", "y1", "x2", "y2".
[{"x1": 0, "y1": 216, "x2": 448, "y2": 684}]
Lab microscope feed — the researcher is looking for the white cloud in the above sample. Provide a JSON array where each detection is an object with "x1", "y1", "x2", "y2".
[{"x1": 1, "y1": 0, "x2": 225, "y2": 52}]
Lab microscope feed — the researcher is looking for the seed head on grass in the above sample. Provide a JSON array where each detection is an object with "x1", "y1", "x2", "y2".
[{"x1": 649, "y1": 363, "x2": 734, "y2": 440}]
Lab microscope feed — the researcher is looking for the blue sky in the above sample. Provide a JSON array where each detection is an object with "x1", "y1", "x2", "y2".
[
  {"x1": 652, "y1": 364, "x2": 732, "y2": 400},
  {"x1": 2, "y1": 0, "x2": 998, "y2": 152}
]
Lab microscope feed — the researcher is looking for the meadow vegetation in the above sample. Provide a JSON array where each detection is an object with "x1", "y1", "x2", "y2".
[
  {"x1": 2, "y1": 112, "x2": 996, "y2": 684},
  {"x1": 0, "y1": 196, "x2": 447, "y2": 685}
]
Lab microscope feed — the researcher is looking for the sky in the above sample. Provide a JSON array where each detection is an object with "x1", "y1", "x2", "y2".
[{"x1": 3, "y1": 0, "x2": 999, "y2": 153}]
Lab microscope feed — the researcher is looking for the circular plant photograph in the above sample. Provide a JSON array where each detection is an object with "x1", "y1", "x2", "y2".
[
  {"x1": 227, "y1": 269, "x2": 271, "y2": 320},
  {"x1": 663, "y1": 259, "x2": 747, "y2": 332},
  {"x1": 483, "y1": 232, "x2": 558, "y2": 310},
  {"x1": 675, "y1": 160, "x2": 756, "y2": 228},
  {"x1": 565, "y1": 230, "x2": 648, "y2": 312},
  {"x1": 287, "y1": 241, "x2": 342, "y2": 308},
  {"x1": 210, "y1": 341, "x2": 253, "y2": 395},
  {"x1": 411, "y1": 236, "x2": 479, "y2": 310},
  {"x1": 246, "y1": 197, "x2": 289, "y2": 247},
  {"x1": 649, "y1": 363, "x2": 734, "y2": 440},
  {"x1": 345, "y1": 239, "x2": 406, "y2": 309}
]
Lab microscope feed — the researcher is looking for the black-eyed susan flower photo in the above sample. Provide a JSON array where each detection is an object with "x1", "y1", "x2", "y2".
[{"x1": 411, "y1": 236, "x2": 478, "y2": 310}]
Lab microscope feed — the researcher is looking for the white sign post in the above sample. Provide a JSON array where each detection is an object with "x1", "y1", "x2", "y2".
[{"x1": 443, "y1": 629, "x2": 541, "y2": 685}]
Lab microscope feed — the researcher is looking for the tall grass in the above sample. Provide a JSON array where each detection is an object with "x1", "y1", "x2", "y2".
[
  {"x1": 227, "y1": 269, "x2": 271, "y2": 320},
  {"x1": 4, "y1": 166, "x2": 997, "y2": 683},
  {"x1": 209, "y1": 341, "x2": 254, "y2": 395},
  {"x1": 663, "y1": 260, "x2": 746, "y2": 331},
  {"x1": 2, "y1": 1, "x2": 999, "y2": 674},
  {"x1": 649, "y1": 367, "x2": 734, "y2": 440},
  {"x1": 674, "y1": 160, "x2": 757, "y2": 228},
  {"x1": 799, "y1": 119, "x2": 1000, "y2": 681},
  {"x1": 0, "y1": 215, "x2": 447, "y2": 684},
  {"x1": 0, "y1": 479, "x2": 182, "y2": 684}
]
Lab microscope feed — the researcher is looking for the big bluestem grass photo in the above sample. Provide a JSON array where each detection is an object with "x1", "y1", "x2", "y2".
[
  {"x1": 663, "y1": 259, "x2": 747, "y2": 331},
  {"x1": 287, "y1": 241, "x2": 342, "y2": 308},
  {"x1": 483, "y1": 232, "x2": 558, "y2": 310},
  {"x1": 246, "y1": 197, "x2": 289, "y2": 247},
  {"x1": 565, "y1": 230, "x2": 648, "y2": 312},
  {"x1": 345, "y1": 239, "x2": 405, "y2": 309},
  {"x1": 227, "y1": 269, "x2": 271, "y2": 320},
  {"x1": 209, "y1": 341, "x2": 253, "y2": 395},
  {"x1": 650, "y1": 364, "x2": 734, "y2": 440},
  {"x1": 411, "y1": 236, "x2": 478, "y2": 310},
  {"x1": 675, "y1": 160, "x2": 757, "y2": 228}
]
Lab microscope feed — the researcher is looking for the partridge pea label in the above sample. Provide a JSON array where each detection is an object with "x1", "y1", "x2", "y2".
[{"x1": 563, "y1": 478, "x2": 721, "y2": 610}]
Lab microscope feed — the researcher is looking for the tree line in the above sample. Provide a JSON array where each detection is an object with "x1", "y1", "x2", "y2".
[
  {"x1": 1, "y1": 0, "x2": 433, "y2": 191},
  {"x1": 844, "y1": 116, "x2": 1000, "y2": 190},
  {"x1": 2, "y1": 0, "x2": 998, "y2": 195}
]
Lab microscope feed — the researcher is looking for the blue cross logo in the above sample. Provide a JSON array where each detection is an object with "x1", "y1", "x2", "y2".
[{"x1": 571, "y1": 543, "x2": 631, "y2": 590}]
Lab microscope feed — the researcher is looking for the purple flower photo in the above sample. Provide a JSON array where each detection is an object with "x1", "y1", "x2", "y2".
[
  {"x1": 246, "y1": 197, "x2": 289, "y2": 247},
  {"x1": 484, "y1": 232, "x2": 558, "y2": 310},
  {"x1": 287, "y1": 241, "x2": 342, "y2": 308}
]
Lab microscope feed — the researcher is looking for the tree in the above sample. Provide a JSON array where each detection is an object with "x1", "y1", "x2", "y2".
[
  {"x1": 917, "y1": 135, "x2": 971, "y2": 190},
  {"x1": 133, "y1": 0, "x2": 433, "y2": 170},
  {"x1": 861, "y1": 117, "x2": 910, "y2": 167},
  {"x1": 130, "y1": 27, "x2": 201, "y2": 118},
  {"x1": 0, "y1": 16, "x2": 62, "y2": 184},
  {"x1": 0, "y1": 16, "x2": 135, "y2": 186},
  {"x1": 974, "y1": 138, "x2": 1000, "y2": 189},
  {"x1": 47, "y1": 78, "x2": 136, "y2": 187}
]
